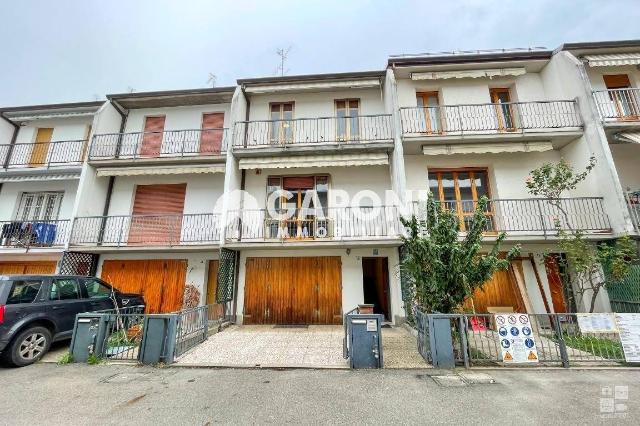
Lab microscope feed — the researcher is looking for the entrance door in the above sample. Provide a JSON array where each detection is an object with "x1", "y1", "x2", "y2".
[
  {"x1": 544, "y1": 256, "x2": 569, "y2": 313},
  {"x1": 30, "y1": 128, "x2": 53, "y2": 167},
  {"x1": 362, "y1": 257, "x2": 390, "y2": 320},
  {"x1": 270, "y1": 103, "x2": 294, "y2": 144},
  {"x1": 490, "y1": 88, "x2": 515, "y2": 131},
  {"x1": 243, "y1": 257, "x2": 342, "y2": 325},
  {"x1": 100, "y1": 259, "x2": 187, "y2": 313},
  {"x1": 128, "y1": 183, "x2": 186, "y2": 245},
  {"x1": 604, "y1": 74, "x2": 639, "y2": 119},
  {"x1": 416, "y1": 92, "x2": 442, "y2": 133},
  {"x1": 200, "y1": 113, "x2": 225, "y2": 154},
  {"x1": 140, "y1": 116, "x2": 166, "y2": 157},
  {"x1": 205, "y1": 260, "x2": 225, "y2": 319},
  {"x1": 335, "y1": 99, "x2": 360, "y2": 141}
]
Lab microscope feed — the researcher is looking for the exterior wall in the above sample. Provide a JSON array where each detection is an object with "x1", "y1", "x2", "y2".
[
  {"x1": 106, "y1": 173, "x2": 226, "y2": 216},
  {"x1": 585, "y1": 65, "x2": 640, "y2": 91},
  {"x1": 246, "y1": 88, "x2": 385, "y2": 121},
  {"x1": 95, "y1": 250, "x2": 219, "y2": 307},
  {"x1": 14, "y1": 116, "x2": 92, "y2": 144},
  {"x1": 0, "y1": 116, "x2": 15, "y2": 144},
  {"x1": 123, "y1": 104, "x2": 232, "y2": 133},
  {"x1": 234, "y1": 247, "x2": 403, "y2": 324},
  {"x1": 0, "y1": 179, "x2": 78, "y2": 221},
  {"x1": 610, "y1": 144, "x2": 640, "y2": 192}
]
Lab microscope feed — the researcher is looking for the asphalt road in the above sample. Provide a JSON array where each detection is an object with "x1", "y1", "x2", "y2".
[{"x1": 1, "y1": 363, "x2": 638, "y2": 425}]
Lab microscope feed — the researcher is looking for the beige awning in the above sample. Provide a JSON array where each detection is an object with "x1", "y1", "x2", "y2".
[
  {"x1": 411, "y1": 68, "x2": 526, "y2": 80},
  {"x1": 422, "y1": 141, "x2": 553, "y2": 155},
  {"x1": 244, "y1": 79, "x2": 380, "y2": 94},
  {"x1": 616, "y1": 132, "x2": 640, "y2": 144},
  {"x1": 0, "y1": 172, "x2": 80, "y2": 182},
  {"x1": 239, "y1": 153, "x2": 388, "y2": 169},
  {"x1": 96, "y1": 164, "x2": 226, "y2": 177},
  {"x1": 584, "y1": 53, "x2": 640, "y2": 67}
]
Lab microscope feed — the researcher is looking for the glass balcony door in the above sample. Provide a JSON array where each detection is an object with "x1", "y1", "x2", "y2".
[
  {"x1": 490, "y1": 88, "x2": 515, "y2": 131},
  {"x1": 336, "y1": 99, "x2": 360, "y2": 142},
  {"x1": 270, "y1": 103, "x2": 294, "y2": 145},
  {"x1": 416, "y1": 92, "x2": 442, "y2": 134}
]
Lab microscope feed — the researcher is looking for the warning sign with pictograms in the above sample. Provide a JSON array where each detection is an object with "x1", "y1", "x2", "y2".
[{"x1": 495, "y1": 313, "x2": 539, "y2": 364}]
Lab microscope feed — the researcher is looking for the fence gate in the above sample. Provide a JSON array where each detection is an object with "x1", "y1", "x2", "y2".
[
  {"x1": 216, "y1": 248, "x2": 237, "y2": 303},
  {"x1": 58, "y1": 251, "x2": 99, "y2": 276}
]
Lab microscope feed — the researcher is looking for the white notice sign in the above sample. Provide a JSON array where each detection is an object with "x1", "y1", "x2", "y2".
[
  {"x1": 614, "y1": 313, "x2": 640, "y2": 363},
  {"x1": 576, "y1": 313, "x2": 618, "y2": 333},
  {"x1": 495, "y1": 313, "x2": 539, "y2": 363}
]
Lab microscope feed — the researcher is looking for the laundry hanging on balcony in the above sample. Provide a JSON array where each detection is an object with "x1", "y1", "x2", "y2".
[{"x1": 583, "y1": 53, "x2": 640, "y2": 67}]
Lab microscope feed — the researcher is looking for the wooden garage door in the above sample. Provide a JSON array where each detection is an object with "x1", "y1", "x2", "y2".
[
  {"x1": 0, "y1": 261, "x2": 57, "y2": 275},
  {"x1": 128, "y1": 183, "x2": 186, "y2": 245},
  {"x1": 100, "y1": 259, "x2": 187, "y2": 313},
  {"x1": 463, "y1": 266, "x2": 527, "y2": 313},
  {"x1": 244, "y1": 257, "x2": 342, "y2": 325}
]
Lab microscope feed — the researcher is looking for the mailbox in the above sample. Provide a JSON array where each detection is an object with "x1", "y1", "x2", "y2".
[{"x1": 345, "y1": 313, "x2": 384, "y2": 369}]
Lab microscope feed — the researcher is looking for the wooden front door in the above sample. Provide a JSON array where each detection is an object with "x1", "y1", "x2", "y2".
[
  {"x1": 100, "y1": 259, "x2": 187, "y2": 313},
  {"x1": 603, "y1": 74, "x2": 639, "y2": 120},
  {"x1": 463, "y1": 265, "x2": 527, "y2": 313},
  {"x1": 205, "y1": 260, "x2": 225, "y2": 319},
  {"x1": 0, "y1": 261, "x2": 57, "y2": 275},
  {"x1": 243, "y1": 257, "x2": 342, "y2": 325},
  {"x1": 544, "y1": 256, "x2": 569, "y2": 313},
  {"x1": 489, "y1": 88, "x2": 515, "y2": 131},
  {"x1": 200, "y1": 113, "x2": 225, "y2": 154},
  {"x1": 140, "y1": 116, "x2": 166, "y2": 157},
  {"x1": 128, "y1": 183, "x2": 187, "y2": 245},
  {"x1": 30, "y1": 128, "x2": 53, "y2": 166}
]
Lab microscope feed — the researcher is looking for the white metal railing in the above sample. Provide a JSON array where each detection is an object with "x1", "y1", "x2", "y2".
[
  {"x1": 0, "y1": 140, "x2": 86, "y2": 169},
  {"x1": 593, "y1": 88, "x2": 640, "y2": 121}
]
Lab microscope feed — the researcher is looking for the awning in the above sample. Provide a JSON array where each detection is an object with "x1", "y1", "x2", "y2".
[
  {"x1": 239, "y1": 153, "x2": 388, "y2": 169},
  {"x1": 0, "y1": 172, "x2": 80, "y2": 182},
  {"x1": 616, "y1": 132, "x2": 640, "y2": 144},
  {"x1": 422, "y1": 141, "x2": 553, "y2": 156},
  {"x1": 243, "y1": 79, "x2": 380, "y2": 94},
  {"x1": 96, "y1": 164, "x2": 226, "y2": 177},
  {"x1": 583, "y1": 53, "x2": 640, "y2": 67},
  {"x1": 411, "y1": 68, "x2": 525, "y2": 80}
]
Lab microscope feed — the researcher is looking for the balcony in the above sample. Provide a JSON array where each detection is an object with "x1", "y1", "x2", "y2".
[
  {"x1": 225, "y1": 206, "x2": 404, "y2": 243},
  {"x1": 400, "y1": 100, "x2": 582, "y2": 139},
  {"x1": 0, "y1": 219, "x2": 71, "y2": 249},
  {"x1": 89, "y1": 128, "x2": 228, "y2": 164},
  {"x1": 70, "y1": 214, "x2": 221, "y2": 248},
  {"x1": 232, "y1": 114, "x2": 393, "y2": 154},
  {"x1": 627, "y1": 192, "x2": 640, "y2": 233},
  {"x1": 1, "y1": 140, "x2": 86, "y2": 169},
  {"x1": 593, "y1": 88, "x2": 640, "y2": 123}
]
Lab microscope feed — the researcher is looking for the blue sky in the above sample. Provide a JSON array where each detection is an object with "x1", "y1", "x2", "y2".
[{"x1": 1, "y1": 0, "x2": 639, "y2": 106}]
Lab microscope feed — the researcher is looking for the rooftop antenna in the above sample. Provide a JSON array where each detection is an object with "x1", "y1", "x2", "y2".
[
  {"x1": 275, "y1": 46, "x2": 292, "y2": 77},
  {"x1": 207, "y1": 73, "x2": 217, "y2": 88},
  {"x1": 126, "y1": 86, "x2": 136, "y2": 93}
]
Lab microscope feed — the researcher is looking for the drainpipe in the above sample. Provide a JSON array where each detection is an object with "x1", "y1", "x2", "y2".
[
  {"x1": 1, "y1": 113, "x2": 19, "y2": 169},
  {"x1": 96, "y1": 176, "x2": 115, "y2": 246},
  {"x1": 110, "y1": 100, "x2": 128, "y2": 158}
]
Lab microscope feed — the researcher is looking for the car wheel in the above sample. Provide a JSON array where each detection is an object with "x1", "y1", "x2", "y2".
[{"x1": 3, "y1": 326, "x2": 52, "y2": 367}]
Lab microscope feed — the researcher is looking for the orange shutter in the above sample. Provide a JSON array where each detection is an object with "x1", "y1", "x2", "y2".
[
  {"x1": 603, "y1": 74, "x2": 631, "y2": 89},
  {"x1": 200, "y1": 113, "x2": 225, "y2": 154},
  {"x1": 128, "y1": 184, "x2": 186, "y2": 245},
  {"x1": 140, "y1": 116, "x2": 165, "y2": 157}
]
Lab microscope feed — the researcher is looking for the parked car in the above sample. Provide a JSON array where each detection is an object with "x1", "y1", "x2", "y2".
[{"x1": 0, "y1": 275, "x2": 144, "y2": 367}]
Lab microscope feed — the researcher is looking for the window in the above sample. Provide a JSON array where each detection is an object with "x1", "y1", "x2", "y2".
[
  {"x1": 603, "y1": 74, "x2": 639, "y2": 119},
  {"x1": 270, "y1": 103, "x2": 294, "y2": 144},
  {"x1": 428, "y1": 169, "x2": 492, "y2": 231},
  {"x1": 15, "y1": 192, "x2": 63, "y2": 221},
  {"x1": 5, "y1": 280, "x2": 43, "y2": 304},
  {"x1": 335, "y1": 99, "x2": 360, "y2": 141},
  {"x1": 49, "y1": 279, "x2": 80, "y2": 301},
  {"x1": 83, "y1": 279, "x2": 112, "y2": 299},
  {"x1": 416, "y1": 92, "x2": 442, "y2": 133},
  {"x1": 489, "y1": 88, "x2": 515, "y2": 131}
]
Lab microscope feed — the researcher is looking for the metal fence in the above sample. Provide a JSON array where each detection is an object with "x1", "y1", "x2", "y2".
[
  {"x1": 415, "y1": 311, "x2": 627, "y2": 368},
  {"x1": 0, "y1": 140, "x2": 87, "y2": 168},
  {"x1": 0, "y1": 219, "x2": 72, "y2": 248},
  {"x1": 233, "y1": 114, "x2": 393, "y2": 147},
  {"x1": 89, "y1": 128, "x2": 228, "y2": 160},
  {"x1": 608, "y1": 265, "x2": 640, "y2": 314},
  {"x1": 174, "y1": 304, "x2": 230, "y2": 358},
  {"x1": 70, "y1": 214, "x2": 221, "y2": 246},
  {"x1": 400, "y1": 100, "x2": 582, "y2": 135},
  {"x1": 592, "y1": 88, "x2": 640, "y2": 121},
  {"x1": 97, "y1": 305, "x2": 146, "y2": 361}
]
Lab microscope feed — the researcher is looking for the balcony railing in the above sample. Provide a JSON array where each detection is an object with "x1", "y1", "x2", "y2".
[
  {"x1": 627, "y1": 192, "x2": 640, "y2": 233},
  {"x1": 400, "y1": 100, "x2": 582, "y2": 136},
  {"x1": 225, "y1": 206, "x2": 404, "y2": 242},
  {"x1": 70, "y1": 214, "x2": 221, "y2": 246},
  {"x1": 412, "y1": 198, "x2": 611, "y2": 236},
  {"x1": 0, "y1": 219, "x2": 71, "y2": 248},
  {"x1": 593, "y1": 88, "x2": 640, "y2": 121},
  {"x1": 0, "y1": 140, "x2": 86, "y2": 169},
  {"x1": 233, "y1": 114, "x2": 393, "y2": 148},
  {"x1": 89, "y1": 128, "x2": 228, "y2": 161}
]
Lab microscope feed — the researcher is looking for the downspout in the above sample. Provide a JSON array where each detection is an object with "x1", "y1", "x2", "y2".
[
  {"x1": 110, "y1": 100, "x2": 128, "y2": 158},
  {"x1": 96, "y1": 176, "x2": 115, "y2": 246},
  {"x1": 1, "y1": 113, "x2": 19, "y2": 169}
]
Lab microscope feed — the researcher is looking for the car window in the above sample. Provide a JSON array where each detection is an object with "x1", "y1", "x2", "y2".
[
  {"x1": 5, "y1": 280, "x2": 43, "y2": 304},
  {"x1": 83, "y1": 279, "x2": 112, "y2": 299},
  {"x1": 49, "y1": 279, "x2": 80, "y2": 301}
]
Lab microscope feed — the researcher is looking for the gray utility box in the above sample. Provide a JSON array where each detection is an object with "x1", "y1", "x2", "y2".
[
  {"x1": 346, "y1": 313, "x2": 384, "y2": 369},
  {"x1": 70, "y1": 314, "x2": 106, "y2": 362}
]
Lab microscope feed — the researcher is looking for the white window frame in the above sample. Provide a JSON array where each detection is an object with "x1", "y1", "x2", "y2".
[{"x1": 15, "y1": 191, "x2": 64, "y2": 222}]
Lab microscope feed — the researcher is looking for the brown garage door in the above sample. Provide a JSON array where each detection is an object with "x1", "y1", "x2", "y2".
[
  {"x1": 243, "y1": 257, "x2": 342, "y2": 325},
  {"x1": 0, "y1": 261, "x2": 57, "y2": 275},
  {"x1": 100, "y1": 259, "x2": 187, "y2": 313}
]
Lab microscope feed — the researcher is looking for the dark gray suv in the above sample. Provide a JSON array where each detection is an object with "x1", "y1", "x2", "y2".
[{"x1": 0, "y1": 275, "x2": 144, "y2": 367}]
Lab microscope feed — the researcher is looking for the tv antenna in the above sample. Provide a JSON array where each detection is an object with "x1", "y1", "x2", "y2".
[
  {"x1": 275, "y1": 46, "x2": 292, "y2": 77},
  {"x1": 207, "y1": 73, "x2": 217, "y2": 88}
]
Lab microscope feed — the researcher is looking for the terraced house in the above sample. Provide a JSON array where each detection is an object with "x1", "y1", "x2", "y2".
[{"x1": 1, "y1": 39, "x2": 638, "y2": 323}]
